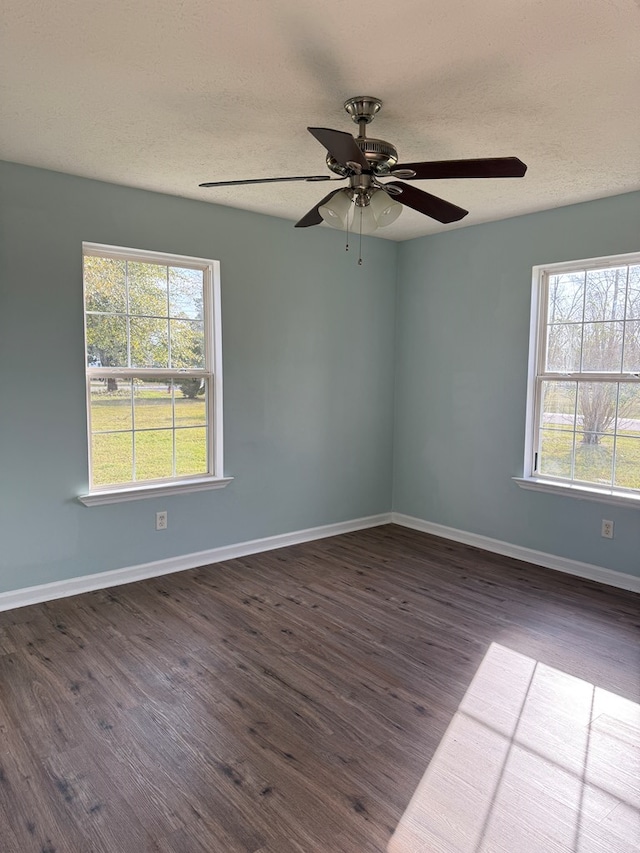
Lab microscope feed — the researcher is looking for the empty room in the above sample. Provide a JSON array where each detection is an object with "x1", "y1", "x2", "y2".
[{"x1": 1, "y1": 1, "x2": 639, "y2": 851}]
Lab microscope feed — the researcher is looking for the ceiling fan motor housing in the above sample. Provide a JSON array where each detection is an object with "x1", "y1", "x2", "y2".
[
  {"x1": 358, "y1": 137, "x2": 398, "y2": 172},
  {"x1": 326, "y1": 138, "x2": 399, "y2": 176}
]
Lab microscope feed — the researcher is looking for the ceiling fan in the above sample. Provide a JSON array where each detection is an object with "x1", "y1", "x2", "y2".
[{"x1": 199, "y1": 96, "x2": 527, "y2": 234}]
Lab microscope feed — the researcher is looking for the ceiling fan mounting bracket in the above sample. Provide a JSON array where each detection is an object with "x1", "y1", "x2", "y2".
[{"x1": 343, "y1": 96, "x2": 382, "y2": 125}]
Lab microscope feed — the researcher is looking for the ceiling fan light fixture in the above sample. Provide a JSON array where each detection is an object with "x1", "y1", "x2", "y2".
[
  {"x1": 355, "y1": 203, "x2": 379, "y2": 235},
  {"x1": 319, "y1": 189, "x2": 352, "y2": 229},
  {"x1": 370, "y1": 190, "x2": 402, "y2": 228}
]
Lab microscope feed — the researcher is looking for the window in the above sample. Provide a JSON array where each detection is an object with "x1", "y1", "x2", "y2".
[
  {"x1": 80, "y1": 243, "x2": 230, "y2": 504},
  {"x1": 521, "y1": 252, "x2": 640, "y2": 504}
]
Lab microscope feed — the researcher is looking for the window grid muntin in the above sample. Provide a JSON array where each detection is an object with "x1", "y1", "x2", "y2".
[
  {"x1": 84, "y1": 244, "x2": 218, "y2": 492},
  {"x1": 620, "y1": 265, "x2": 630, "y2": 370},
  {"x1": 125, "y1": 261, "x2": 131, "y2": 367},
  {"x1": 533, "y1": 257, "x2": 640, "y2": 495},
  {"x1": 578, "y1": 268, "x2": 587, "y2": 372},
  {"x1": 610, "y1": 382, "x2": 620, "y2": 487}
]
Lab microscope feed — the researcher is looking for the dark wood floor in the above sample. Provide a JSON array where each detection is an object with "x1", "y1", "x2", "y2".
[{"x1": 0, "y1": 525, "x2": 637, "y2": 852}]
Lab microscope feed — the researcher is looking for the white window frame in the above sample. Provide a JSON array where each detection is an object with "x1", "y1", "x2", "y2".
[
  {"x1": 79, "y1": 243, "x2": 232, "y2": 505},
  {"x1": 515, "y1": 250, "x2": 640, "y2": 508}
]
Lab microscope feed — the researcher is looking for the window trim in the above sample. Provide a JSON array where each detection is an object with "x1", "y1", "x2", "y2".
[
  {"x1": 78, "y1": 475, "x2": 233, "y2": 506},
  {"x1": 78, "y1": 243, "x2": 231, "y2": 504},
  {"x1": 516, "y1": 250, "x2": 640, "y2": 508}
]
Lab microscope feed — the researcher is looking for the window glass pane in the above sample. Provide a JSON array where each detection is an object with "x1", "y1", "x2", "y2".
[
  {"x1": 84, "y1": 256, "x2": 126, "y2": 313},
  {"x1": 538, "y1": 430, "x2": 574, "y2": 478},
  {"x1": 84, "y1": 248, "x2": 218, "y2": 492},
  {"x1": 90, "y1": 377, "x2": 132, "y2": 432},
  {"x1": 170, "y1": 320, "x2": 205, "y2": 369},
  {"x1": 576, "y1": 383, "x2": 617, "y2": 439},
  {"x1": 86, "y1": 314, "x2": 127, "y2": 368},
  {"x1": 128, "y1": 262, "x2": 168, "y2": 317},
  {"x1": 540, "y1": 381, "x2": 576, "y2": 430},
  {"x1": 626, "y1": 265, "x2": 640, "y2": 320},
  {"x1": 536, "y1": 259, "x2": 640, "y2": 495},
  {"x1": 545, "y1": 324, "x2": 581, "y2": 372},
  {"x1": 134, "y1": 430, "x2": 173, "y2": 481},
  {"x1": 614, "y1": 437, "x2": 640, "y2": 490},
  {"x1": 581, "y1": 322, "x2": 623, "y2": 372},
  {"x1": 133, "y1": 379, "x2": 173, "y2": 430},
  {"x1": 622, "y1": 320, "x2": 640, "y2": 373},
  {"x1": 616, "y1": 384, "x2": 640, "y2": 437},
  {"x1": 584, "y1": 267, "x2": 627, "y2": 321},
  {"x1": 91, "y1": 432, "x2": 133, "y2": 487},
  {"x1": 130, "y1": 317, "x2": 169, "y2": 368},
  {"x1": 174, "y1": 379, "x2": 207, "y2": 426},
  {"x1": 547, "y1": 273, "x2": 584, "y2": 323},
  {"x1": 574, "y1": 434, "x2": 614, "y2": 487},
  {"x1": 169, "y1": 268, "x2": 204, "y2": 319},
  {"x1": 175, "y1": 427, "x2": 207, "y2": 476}
]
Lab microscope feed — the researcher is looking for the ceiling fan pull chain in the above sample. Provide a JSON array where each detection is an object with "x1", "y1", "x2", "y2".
[
  {"x1": 358, "y1": 207, "x2": 363, "y2": 266},
  {"x1": 345, "y1": 202, "x2": 350, "y2": 252}
]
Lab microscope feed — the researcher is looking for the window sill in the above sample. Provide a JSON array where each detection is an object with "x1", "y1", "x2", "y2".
[
  {"x1": 513, "y1": 477, "x2": 640, "y2": 509},
  {"x1": 78, "y1": 476, "x2": 233, "y2": 506}
]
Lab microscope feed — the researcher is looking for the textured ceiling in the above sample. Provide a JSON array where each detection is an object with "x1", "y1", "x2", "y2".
[{"x1": 2, "y1": 0, "x2": 639, "y2": 240}]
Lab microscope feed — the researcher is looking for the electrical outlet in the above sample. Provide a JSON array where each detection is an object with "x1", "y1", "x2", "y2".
[
  {"x1": 156, "y1": 510, "x2": 168, "y2": 531},
  {"x1": 601, "y1": 519, "x2": 614, "y2": 539}
]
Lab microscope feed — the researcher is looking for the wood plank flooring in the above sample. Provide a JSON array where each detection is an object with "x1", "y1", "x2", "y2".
[{"x1": 0, "y1": 525, "x2": 637, "y2": 852}]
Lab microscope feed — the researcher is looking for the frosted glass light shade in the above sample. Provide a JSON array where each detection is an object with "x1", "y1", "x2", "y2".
[
  {"x1": 354, "y1": 204, "x2": 379, "y2": 235},
  {"x1": 370, "y1": 190, "x2": 402, "y2": 227},
  {"x1": 319, "y1": 188, "x2": 403, "y2": 234},
  {"x1": 319, "y1": 190, "x2": 352, "y2": 229}
]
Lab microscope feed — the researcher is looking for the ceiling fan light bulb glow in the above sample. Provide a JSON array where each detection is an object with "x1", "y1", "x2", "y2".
[
  {"x1": 319, "y1": 190, "x2": 352, "y2": 229},
  {"x1": 370, "y1": 190, "x2": 402, "y2": 227}
]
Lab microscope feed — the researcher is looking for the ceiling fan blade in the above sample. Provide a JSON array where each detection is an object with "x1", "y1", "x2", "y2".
[
  {"x1": 385, "y1": 182, "x2": 468, "y2": 224},
  {"x1": 307, "y1": 127, "x2": 368, "y2": 170},
  {"x1": 294, "y1": 188, "x2": 344, "y2": 228},
  {"x1": 199, "y1": 175, "x2": 333, "y2": 188},
  {"x1": 393, "y1": 157, "x2": 527, "y2": 180}
]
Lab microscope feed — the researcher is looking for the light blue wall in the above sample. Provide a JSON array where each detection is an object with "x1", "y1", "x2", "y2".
[
  {"x1": 0, "y1": 162, "x2": 398, "y2": 593},
  {"x1": 393, "y1": 192, "x2": 640, "y2": 578},
  {"x1": 1, "y1": 160, "x2": 638, "y2": 596}
]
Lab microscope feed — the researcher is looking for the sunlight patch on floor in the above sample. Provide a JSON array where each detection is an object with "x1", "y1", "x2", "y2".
[{"x1": 388, "y1": 643, "x2": 640, "y2": 853}]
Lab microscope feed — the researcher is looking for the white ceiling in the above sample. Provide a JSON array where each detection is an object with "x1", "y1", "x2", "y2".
[{"x1": 2, "y1": 0, "x2": 639, "y2": 241}]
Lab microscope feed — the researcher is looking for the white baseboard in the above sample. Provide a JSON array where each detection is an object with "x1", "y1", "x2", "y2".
[
  {"x1": 4, "y1": 510, "x2": 636, "y2": 613},
  {"x1": 0, "y1": 513, "x2": 392, "y2": 613},
  {"x1": 392, "y1": 512, "x2": 640, "y2": 594}
]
